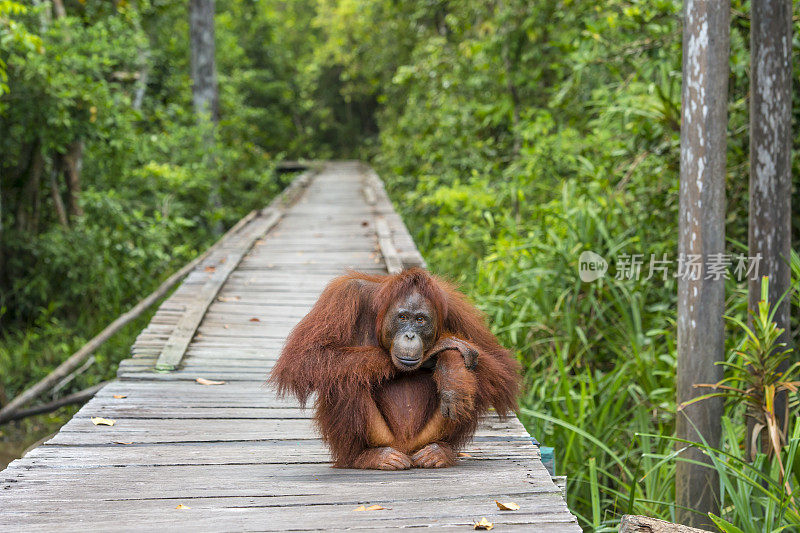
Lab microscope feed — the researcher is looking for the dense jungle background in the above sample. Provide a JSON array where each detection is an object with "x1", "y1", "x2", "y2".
[{"x1": 1, "y1": 1, "x2": 799, "y2": 530}]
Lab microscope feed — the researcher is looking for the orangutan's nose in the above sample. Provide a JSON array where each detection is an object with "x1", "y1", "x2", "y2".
[{"x1": 404, "y1": 332, "x2": 416, "y2": 341}]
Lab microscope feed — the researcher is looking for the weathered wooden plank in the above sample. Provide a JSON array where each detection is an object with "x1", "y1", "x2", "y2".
[
  {"x1": 20, "y1": 439, "x2": 538, "y2": 467},
  {"x1": 0, "y1": 498, "x2": 575, "y2": 533},
  {"x1": 619, "y1": 515, "x2": 711, "y2": 533},
  {"x1": 2, "y1": 462, "x2": 557, "y2": 499},
  {"x1": 155, "y1": 211, "x2": 282, "y2": 371},
  {"x1": 45, "y1": 416, "x2": 531, "y2": 446},
  {"x1": 374, "y1": 217, "x2": 403, "y2": 274}
]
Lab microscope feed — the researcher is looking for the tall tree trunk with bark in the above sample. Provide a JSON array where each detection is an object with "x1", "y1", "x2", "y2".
[
  {"x1": 63, "y1": 140, "x2": 84, "y2": 218},
  {"x1": 51, "y1": 0, "x2": 66, "y2": 19},
  {"x1": 748, "y1": 0, "x2": 793, "y2": 446},
  {"x1": 189, "y1": 0, "x2": 219, "y2": 123},
  {"x1": 50, "y1": 155, "x2": 69, "y2": 229},
  {"x1": 0, "y1": 181, "x2": 4, "y2": 288},
  {"x1": 189, "y1": 0, "x2": 222, "y2": 235},
  {"x1": 676, "y1": 0, "x2": 730, "y2": 527},
  {"x1": 50, "y1": 0, "x2": 83, "y2": 223},
  {"x1": 29, "y1": 148, "x2": 43, "y2": 234},
  {"x1": 14, "y1": 144, "x2": 44, "y2": 233}
]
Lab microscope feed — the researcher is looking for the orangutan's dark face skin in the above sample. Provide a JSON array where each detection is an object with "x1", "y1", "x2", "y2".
[{"x1": 381, "y1": 291, "x2": 438, "y2": 371}]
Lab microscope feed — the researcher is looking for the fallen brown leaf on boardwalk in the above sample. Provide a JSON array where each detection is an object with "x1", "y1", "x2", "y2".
[
  {"x1": 114, "y1": 442, "x2": 133, "y2": 445},
  {"x1": 458, "y1": 452, "x2": 472, "y2": 458},
  {"x1": 495, "y1": 500, "x2": 520, "y2": 511},
  {"x1": 353, "y1": 505, "x2": 388, "y2": 511},
  {"x1": 249, "y1": 317, "x2": 260, "y2": 322},
  {"x1": 217, "y1": 296, "x2": 240, "y2": 302},
  {"x1": 175, "y1": 504, "x2": 191, "y2": 510},
  {"x1": 196, "y1": 378, "x2": 226, "y2": 385},
  {"x1": 91, "y1": 417, "x2": 115, "y2": 426},
  {"x1": 204, "y1": 266, "x2": 216, "y2": 272},
  {"x1": 473, "y1": 517, "x2": 493, "y2": 530},
  {"x1": 112, "y1": 395, "x2": 127, "y2": 399}
]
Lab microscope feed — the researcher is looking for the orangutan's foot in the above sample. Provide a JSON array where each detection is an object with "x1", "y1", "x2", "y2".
[
  {"x1": 353, "y1": 447, "x2": 412, "y2": 470},
  {"x1": 411, "y1": 442, "x2": 456, "y2": 468}
]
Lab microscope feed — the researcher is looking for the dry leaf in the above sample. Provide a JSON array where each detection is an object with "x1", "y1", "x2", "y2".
[
  {"x1": 495, "y1": 500, "x2": 520, "y2": 511},
  {"x1": 204, "y1": 266, "x2": 216, "y2": 273},
  {"x1": 175, "y1": 504, "x2": 191, "y2": 510},
  {"x1": 458, "y1": 452, "x2": 472, "y2": 458},
  {"x1": 224, "y1": 324, "x2": 230, "y2": 329},
  {"x1": 249, "y1": 317, "x2": 260, "y2": 322},
  {"x1": 354, "y1": 504, "x2": 387, "y2": 511},
  {"x1": 196, "y1": 377, "x2": 226, "y2": 386},
  {"x1": 473, "y1": 517, "x2": 494, "y2": 530},
  {"x1": 91, "y1": 417, "x2": 115, "y2": 426},
  {"x1": 114, "y1": 441, "x2": 133, "y2": 445},
  {"x1": 113, "y1": 394, "x2": 127, "y2": 399}
]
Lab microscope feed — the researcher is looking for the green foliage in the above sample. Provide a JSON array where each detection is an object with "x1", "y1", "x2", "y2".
[
  {"x1": 0, "y1": 0, "x2": 281, "y2": 404},
  {"x1": 712, "y1": 277, "x2": 798, "y2": 451},
  {"x1": 657, "y1": 281, "x2": 800, "y2": 531},
  {"x1": 0, "y1": 1, "x2": 41, "y2": 100}
]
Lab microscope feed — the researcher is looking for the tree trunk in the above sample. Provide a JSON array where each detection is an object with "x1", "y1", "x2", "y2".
[
  {"x1": 63, "y1": 140, "x2": 84, "y2": 218},
  {"x1": 15, "y1": 145, "x2": 44, "y2": 233},
  {"x1": 189, "y1": 0, "x2": 222, "y2": 235},
  {"x1": 50, "y1": 154, "x2": 69, "y2": 229},
  {"x1": 620, "y1": 515, "x2": 711, "y2": 533},
  {"x1": 31, "y1": 0, "x2": 52, "y2": 31},
  {"x1": 30, "y1": 149, "x2": 43, "y2": 234},
  {"x1": 0, "y1": 179, "x2": 4, "y2": 288},
  {"x1": 133, "y1": 48, "x2": 150, "y2": 111},
  {"x1": 189, "y1": 0, "x2": 219, "y2": 123},
  {"x1": 748, "y1": 0, "x2": 793, "y2": 447},
  {"x1": 48, "y1": 0, "x2": 82, "y2": 225},
  {"x1": 52, "y1": 0, "x2": 66, "y2": 19},
  {"x1": 676, "y1": 0, "x2": 729, "y2": 528}
]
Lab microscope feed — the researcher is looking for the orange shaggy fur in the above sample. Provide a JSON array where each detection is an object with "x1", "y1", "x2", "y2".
[{"x1": 268, "y1": 268, "x2": 520, "y2": 468}]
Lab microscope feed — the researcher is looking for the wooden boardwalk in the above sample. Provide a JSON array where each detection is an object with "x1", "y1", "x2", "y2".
[{"x1": 0, "y1": 162, "x2": 579, "y2": 531}]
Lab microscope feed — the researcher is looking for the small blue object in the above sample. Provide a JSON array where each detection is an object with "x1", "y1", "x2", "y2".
[
  {"x1": 531, "y1": 437, "x2": 556, "y2": 476},
  {"x1": 540, "y1": 447, "x2": 555, "y2": 476}
]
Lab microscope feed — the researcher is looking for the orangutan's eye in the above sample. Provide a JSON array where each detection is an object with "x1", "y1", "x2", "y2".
[
  {"x1": 398, "y1": 313, "x2": 408, "y2": 321},
  {"x1": 415, "y1": 316, "x2": 425, "y2": 324}
]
